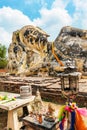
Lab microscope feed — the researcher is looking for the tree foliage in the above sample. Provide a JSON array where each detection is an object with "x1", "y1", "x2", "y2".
[
  {"x1": 0, "y1": 44, "x2": 7, "y2": 58},
  {"x1": 0, "y1": 44, "x2": 8, "y2": 68}
]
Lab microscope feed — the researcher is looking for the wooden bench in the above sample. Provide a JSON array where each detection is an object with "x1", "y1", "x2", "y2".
[{"x1": 0, "y1": 92, "x2": 35, "y2": 130}]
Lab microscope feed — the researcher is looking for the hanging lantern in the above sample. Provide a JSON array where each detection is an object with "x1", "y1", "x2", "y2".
[
  {"x1": 60, "y1": 60, "x2": 80, "y2": 100},
  {"x1": 61, "y1": 73, "x2": 79, "y2": 100}
]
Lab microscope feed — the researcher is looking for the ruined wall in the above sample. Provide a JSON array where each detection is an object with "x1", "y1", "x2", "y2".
[
  {"x1": 54, "y1": 26, "x2": 87, "y2": 72},
  {"x1": 0, "y1": 76, "x2": 87, "y2": 107}
]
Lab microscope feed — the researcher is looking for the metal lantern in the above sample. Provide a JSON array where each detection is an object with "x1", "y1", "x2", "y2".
[
  {"x1": 61, "y1": 73, "x2": 79, "y2": 100},
  {"x1": 60, "y1": 60, "x2": 79, "y2": 101}
]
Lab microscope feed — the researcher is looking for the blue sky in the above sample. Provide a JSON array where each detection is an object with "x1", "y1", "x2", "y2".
[{"x1": 0, "y1": 0, "x2": 87, "y2": 48}]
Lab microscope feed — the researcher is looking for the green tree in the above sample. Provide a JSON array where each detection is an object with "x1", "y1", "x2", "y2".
[{"x1": 0, "y1": 44, "x2": 8, "y2": 69}]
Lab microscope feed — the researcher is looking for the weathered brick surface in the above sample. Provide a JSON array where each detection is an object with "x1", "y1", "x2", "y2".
[{"x1": 0, "y1": 76, "x2": 87, "y2": 107}]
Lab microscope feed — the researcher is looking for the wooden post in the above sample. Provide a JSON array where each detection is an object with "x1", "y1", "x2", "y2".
[{"x1": 7, "y1": 109, "x2": 22, "y2": 130}]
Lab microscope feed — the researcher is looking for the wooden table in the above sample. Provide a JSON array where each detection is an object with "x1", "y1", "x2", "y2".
[
  {"x1": 0, "y1": 92, "x2": 35, "y2": 130},
  {"x1": 23, "y1": 115, "x2": 59, "y2": 130}
]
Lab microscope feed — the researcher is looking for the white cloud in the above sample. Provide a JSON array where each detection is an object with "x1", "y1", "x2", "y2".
[
  {"x1": 73, "y1": 0, "x2": 87, "y2": 11},
  {"x1": 33, "y1": 2, "x2": 72, "y2": 41},
  {"x1": 0, "y1": 6, "x2": 34, "y2": 49},
  {"x1": 0, "y1": 0, "x2": 72, "y2": 50},
  {"x1": 0, "y1": 27, "x2": 11, "y2": 48},
  {"x1": 52, "y1": 0, "x2": 68, "y2": 9},
  {"x1": 72, "y1": 0, "x2": 87, "y2": 29},
  {"x1": 0, "y1": 6, "x2": 33, "y2": 32}
]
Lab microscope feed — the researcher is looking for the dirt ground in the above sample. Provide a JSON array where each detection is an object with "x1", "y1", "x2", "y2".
[{"x1": 0, "y1": 101, "x2": 87, "y2": 130}]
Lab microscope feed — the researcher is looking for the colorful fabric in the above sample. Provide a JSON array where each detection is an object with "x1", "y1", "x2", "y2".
[
  {"x1": 59, "y1": 117, "x2": 66, "y2": 130},
  {"x1": 58, "y1": 102, "x2": 87, "y2": 130},
  {"x1": 58, "y1": 105, "x2": 66, "y2": 122},
  {"x1": 58, "y1": 105, "x2": 66, "y2": 130},
  {"x1": 70, "y1": 111, "x2": 75, "y2": 130},
  {"x1": 77, "y1": 108, "x2": 87, "y2": 117},
  {"x1": 75, "y1": 110, "x2": 87, "y2": 130}
]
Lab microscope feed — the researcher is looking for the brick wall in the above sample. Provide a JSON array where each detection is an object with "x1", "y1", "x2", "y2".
[{"x1": 0, "y1": 76, "x2": 87, "y2": 107}]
